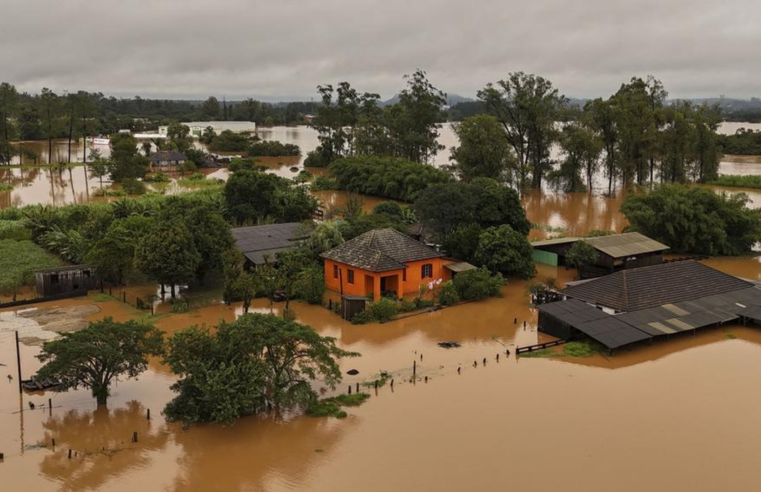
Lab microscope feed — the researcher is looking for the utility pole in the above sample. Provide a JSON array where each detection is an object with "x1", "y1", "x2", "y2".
[{"x1": 15, "y1": 330, "x2": 22, "y2": 394}]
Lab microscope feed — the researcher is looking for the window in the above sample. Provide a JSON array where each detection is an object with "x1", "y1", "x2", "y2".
[
  {"x1": 333, "y1": 265, "x2": 339, "y2": 279},
  {"x1": 347, "y1": 269, "x2": 355, "y2": 284},
  {"x1": 421, "y1": 264, "x2": 433, "y2": 279}
]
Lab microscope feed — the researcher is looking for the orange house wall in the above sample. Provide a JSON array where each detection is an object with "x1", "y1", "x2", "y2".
[{"x1": 324, "y1": 258, "x2": 454, "y2": 301}]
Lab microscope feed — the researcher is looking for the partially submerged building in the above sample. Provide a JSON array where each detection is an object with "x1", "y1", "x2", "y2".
[
  {"x1": 149, "y1": 151, "x2": 187, "y2": 170},
  {"x1": 537, "y1": 260, "x2": 761, "y2": 352},
  {"x1": 232, "y1": 222, "x2": 308, "y2": 267},
  {"x1": 531, "y1": 232, "x2": 669, "y2": 278},
  {"x1": 321, "y1": 228, "x2": 468, "y2": 301},
  {"x1": 34, "y1": 265, "x2": 98, "y2": 297}
]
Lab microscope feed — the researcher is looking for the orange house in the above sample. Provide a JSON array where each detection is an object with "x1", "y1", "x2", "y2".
[{"x1": 321, "y1": 228, "x2": 456, "y2": 301}]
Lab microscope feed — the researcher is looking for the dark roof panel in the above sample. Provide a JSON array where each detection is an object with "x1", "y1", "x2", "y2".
[
  {"x1": 321, "y1": 228, "x2": 443, "y2": 272},
  {"x1": 562, "y1": 261, "x2": 753, "y2": 312},
  {"x1": 233, "y1": 223, "x2": 305, "y2": 265}
]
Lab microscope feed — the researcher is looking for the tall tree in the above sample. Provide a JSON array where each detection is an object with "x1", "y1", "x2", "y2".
[
  {"x1": 136, "y1": 221, "x2": 201, "y2": 298},
  {"x1": 200, "y1": 96, "x2": 221, "y2": 120},
  {"x1": 450, "y1": 114, "x2": 513, "y2": 182},
  {"x1": 585, "y1": 98, "x2": 619, "y2": 194},
  {"x1": 39, "y1": 88, "x2": 60, "y2": 164},
  {"x1": 556, "y1": 121, "x2": 603, "y2": 192},
  {"x1": 478, "y1": 72, "x2": 565, "y2": 189},
  {"x1": 35, "y1": 318, "x2": 164, "y2": 405}
]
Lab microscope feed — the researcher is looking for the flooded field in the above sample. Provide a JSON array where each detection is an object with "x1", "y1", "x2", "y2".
[
  {"x1": 2, "y1": 121, "x2": 761, "y2": 491},
  {"x1": 3, "y1": 260, "x2": 761, "y2": 491}
]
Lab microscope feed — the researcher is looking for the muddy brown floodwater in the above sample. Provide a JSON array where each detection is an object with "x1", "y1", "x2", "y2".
[
  {"x1": 2, "y1": 259, "x2": 761, "y2": 492},
  {"x1": 3, "y1": 121, "x2": 761, "y2": 491}
]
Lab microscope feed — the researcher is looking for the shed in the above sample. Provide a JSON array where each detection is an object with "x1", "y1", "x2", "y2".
[
  {"x1": 34, "y1": 265, "x2": 98, "y2": 297},
  {"x1": 232, "y1": 223, "x2": 308, "y2": 266},
  {"x1": 149, "y1": 151, "x2": 187, "y2": 169},
  {"x1": 532, "y1": 232, "x2": 669, "y2": 278},
  {"x1": 341, "y1": 295, "x2": 368, "y2": 321}
]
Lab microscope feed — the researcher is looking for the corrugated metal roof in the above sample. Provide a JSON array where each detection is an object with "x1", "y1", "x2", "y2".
[
  {"x1": 531, "y1": 237, "x2": 580, "y2": 247},
  {"x1": 584, "y1": 232, "x2": 669, "y2": 258},
  {"x1": 445, "y1": 262, "x2": 478, "y2": 273}
]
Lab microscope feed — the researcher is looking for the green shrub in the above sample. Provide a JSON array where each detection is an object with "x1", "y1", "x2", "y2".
[
  {"x1": 144, "y1": 172, "x2": 170, "y2": 183},
  {"x1": 373, "y1": 201, "x2": 403, "y2": 217},
  {"x1": 304, "y1": 150, "x2": 330, "y2": 168},
  {"x1": 437, "y1": 281, "x2": 460, "y2": 306},
  {"x1": 310, "y1": 175, "x2": 337, "y2": 191},
  {"x1": 169, "y1": 297, "x2": 189, "y2": 313},
  {"x1": 351, "y1": 310, "x2": 374, "y2": 325},
  {"x1": 563, "y1": 341, "x2": 604, "y2": 357},
  {"x1": 189, "y1": 172, "x2": 206, "y2": 181},
  {"x1": 369, "y1": 297, "x2": 399, "y2": 322},
  {"x1": 121, "y1": 178, "x2": 147, "y2": 195},
  {"x1": 453, "y1": 268, "x2": 504, "y2": 301},
  {"x1": 228, "y1": 158, "x2": 256, "y2": 173},
  {"x1": 247, "y1": 140, "x2": 301, "y2": 157},
  {"x1": 0, "y1": 220, "x2": 31, "y2": 241}
]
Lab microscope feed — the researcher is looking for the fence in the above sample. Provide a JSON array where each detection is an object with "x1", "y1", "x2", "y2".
[
  {"x1": 516, "y1": 338, "x2": 568, "y2": 355},
  {"x1": 0, "y1": 289, "x2": 88, "y2": 310}
]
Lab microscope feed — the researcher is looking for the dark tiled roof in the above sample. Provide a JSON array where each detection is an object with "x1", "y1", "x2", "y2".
[
  {"x1": 561, "y1": 260, "x2": 753, "y2": 312},
  {"x1": 233, "y1": 223, "x2": 305, "y2": 265},
  {"x1": 321, "y1": 228, "x2": 443, "y2": 272},
  {"x1": 149, "y1": 151, "x2": 187, "y2": 162}
]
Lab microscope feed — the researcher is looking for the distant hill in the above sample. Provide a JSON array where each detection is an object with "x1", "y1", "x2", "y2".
[{"x1": 381, "y1": 93, "x2": 474, "y2": 107}]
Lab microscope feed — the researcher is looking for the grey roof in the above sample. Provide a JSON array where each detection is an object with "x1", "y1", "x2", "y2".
[
  {"x1": 232, "y1": 223, "x2": 305, "y2": 265},
  {"x1": 561, "y1": 261, "x2": 753, "y2": 312},
  {"x1": 617, "y1": 286, "x2": 761, "y2": 335},
  {"x1": 537, "y1": 299, "x2": 651, "y2": 349},
  {"x1": 531, "y1": 232, "x2": 668, "y2": 259},
  {"x1": 584, "y1": 232, "x2": 669, "y2": 258},
  {"x1": 445, "y1": 261, "x2": 478, "y2": 273},
  {"x1": 531, "y1": 237, "x2": 580, "y2": 247},
  {"x1": 320, "y1": 228, "x2": 443, "y2": 272},
  {"x1": 150, "y1": 151, "x2": 187, "y2": 162},
  {"x1": 738, "y1": 304, "x2": 761, "y2": 323}
]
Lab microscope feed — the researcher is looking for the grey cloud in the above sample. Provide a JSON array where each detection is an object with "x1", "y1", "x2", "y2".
[{"x1": 1, "y1": 0, "x2": 760, "y2": 100}]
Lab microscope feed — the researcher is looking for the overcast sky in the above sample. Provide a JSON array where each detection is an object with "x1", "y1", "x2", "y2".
[{"x1": 2, "y1": 0, "x2": 759, "y2": 101}]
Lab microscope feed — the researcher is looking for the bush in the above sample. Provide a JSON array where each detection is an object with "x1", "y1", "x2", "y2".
[
  {"x1": 304, "y1": 150, "x2": 330, "y2": 168},
  {"x1": 328, "y1": 156, "x2": 453, "y2": 202},
  {"x1": 144, "y1": 172, "x2": 170, "y2": 183},
  {"x1": 0, "y1": 220, "x2": 31, "y2": 241},
  {"x1": 452, "y1": 268, "x2": 504, "y2": 301},
  {"x1": 310, "y1": 175, "x2": 338, "y2": 191},
  {"x1": 565, "y1": 240, "x2": 599, "y2": 270},
  {"x1": 189, "y1": 172, "x2": 206, "y2": 181},
  {"x1": 620, "y1": 184, "x2": 761, "y2": 255},
  {"x1": 369, "y1": 297, "x2": 399, "y2": 322},
  {"x1": 207, "y1": 130, "x2": 251, "y2": 152},
  {"x1": 121, "y1": 178, "x2": 147, "y2": 195},
  {"x1": 373, "y1": 201, "x2": 403, "y2": 218},
  {"x1": 474, "y1": 225, "x2": 536, "y2": 278},
  {"x1": 437, "y1": 281, "x2": 460, "y2": 306},
  {"x1": 228, "y1": 158, "x2": 256, "y2": 173},
  {"x1": 247, "y1": 140, "x2": 301, "y2": 157}
]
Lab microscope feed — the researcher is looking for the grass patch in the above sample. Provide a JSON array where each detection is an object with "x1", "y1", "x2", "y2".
[
  {"x1": 177, "y1": 178, "x2": 225, "y2": 189},
  {"x1": 520, "y1": 340, "x2": 604, "y2": 359},
  {"x1": 725, "y1": 332, "x2": 737, "y2": 339},
  {"x1": 93, "y1": 293, "x2": 115, "y2": 302},
  {"x1": 519, "y1": 347, "x2": 557, "y2": 358},
  {"x1": 563, "y1": 340, "x2": 605, "y2": 357},
  {"x1": 306, "y1": 392, "x2": 370, "y2": 418},
  {"x1": 707, "y1": 175, "x2": 761, "y2": 189},
  {"x1": 0, "y1": 183, "x2": 12, "y2": 192}
]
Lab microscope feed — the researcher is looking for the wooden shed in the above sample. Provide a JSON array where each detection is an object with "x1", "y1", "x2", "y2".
[
  {"x1": 34, "y1": 265, "x2": 98, "y2": 297},
  {"x1": 341, "y1": 295, "x2": 368, "y2": 321}
]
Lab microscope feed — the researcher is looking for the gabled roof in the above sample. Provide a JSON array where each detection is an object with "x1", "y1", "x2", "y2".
[
  {"x1": 321, "y1": 228, "x2": 443, "y2": 272},
  {"x1": 232, "y1": 223, "x2": 306, "y2": 265},
  {"x1": 150, "y1": 150, "x2": 187, "y2": 162},
  {"x1": 584, "y1": 232, "x2": 669, "y2": 258},
  {"x1": 561, "y1": 260, "x2": 753, "y2": 312}
]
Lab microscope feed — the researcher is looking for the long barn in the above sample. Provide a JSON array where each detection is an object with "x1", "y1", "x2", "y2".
[{"x1": 537, "y1": 261, "x2": 761, "y2": 352}]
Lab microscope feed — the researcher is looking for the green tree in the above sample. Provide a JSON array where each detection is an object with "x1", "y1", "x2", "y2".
[
  {"x1": 39, "y1": 88, "x2": 60, "y2": 164},
  {"x1": 556, "y1": 121, "x2": 603, "y2": 192},
  {"x1": 620, "y1": 184, "x2": 761, "y2": 255},
  {"x1": 35, "y1": 318, "x2": 164, "y2": 405},
  {"x1": 585, "y1": 98, "x2": 619, "y2": 194},
  {"x1": 450, "y1": 114, "x2": 513, "y2": 182},
  {"x1": 565, "y1": 240, "x2": 599, "y2": 273},
  {"x1": 0, "y1": 82, "x2": 19, "y2": 159},
  {"x1": 166, "y1": 122, "x2": 192, "y2": 153},
  {"x1": 415, "y1": 177, "x2": 530, "y2": 239},
  {"x1": 163, "y1": 313, "x2": 358, "y2": 424},
  {"x1": 478, "y1": 72, "x2": 565, "y2": 189},
  {"x1": 474, "y1": 225, "x2": 536, "y2": 278},
  {"x1": 109, "y1": 133, "x2": 148, "y2": 180},
  {"x1": 224, "y1": 170, "x2": 317, "y2": 225},
  {"x1": 200, "y1": 96, "x2": 221, "y2": 120},
  {"x1": 223, "y1": 249, "x2": 260, "y2": 313},
  {"x1": 136, "y1": 221, "x2": 201, "y2": 297}
]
